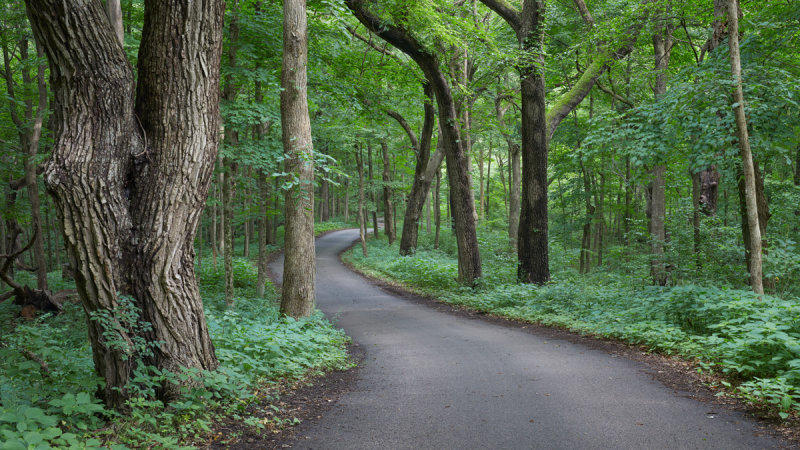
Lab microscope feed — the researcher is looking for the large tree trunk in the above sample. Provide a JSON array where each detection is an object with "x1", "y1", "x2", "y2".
[
  {"x1": 516, "y1": 4, "x2": 550, "y2": 284},
  {"x1": 381, "y1": 141, "x2": 395, "y2": 244},
  {"x1": 280, "y1": 0, "x2": 316, "y2": 318},
  {"x1": 727, "y1": 0, "x2": 762, "y2": 295},
  {"x1": 25, "y1": 0, "x2": 223, "y2": 408}
]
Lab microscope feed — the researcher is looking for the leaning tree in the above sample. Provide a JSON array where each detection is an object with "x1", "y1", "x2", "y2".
[{"x1": 23, "y1": 0, "x2": 224, "y2": 408}]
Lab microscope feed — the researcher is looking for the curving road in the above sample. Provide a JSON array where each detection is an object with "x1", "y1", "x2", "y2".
[{"x1": 269, "y1": 229, "x2": 784, "y2": 449}]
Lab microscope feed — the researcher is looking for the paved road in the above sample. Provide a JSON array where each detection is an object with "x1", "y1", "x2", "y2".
[{"x1": 269, "y1": 229, "x2": 785, "y2": 449}]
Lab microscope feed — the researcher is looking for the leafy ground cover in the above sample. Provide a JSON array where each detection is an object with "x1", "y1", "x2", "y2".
[
  {"x1": 345, "y1": 224, "x2": 800, "y2": 421},
  {"x1": 0, "y1": 241, "x2": 350, "y2": 449}
]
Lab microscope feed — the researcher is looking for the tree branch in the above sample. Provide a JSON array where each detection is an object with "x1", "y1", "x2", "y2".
[
  {"x1": 594, "y1": 79, "x2": 634, "y2": 107},
  {"x1": 477, "y1": 0, "x2": 521, "y2": 32},
  {"x1": 0, "y1": 229, "x2": 38, "y2": 292},
  {"x1": 572, "y1": 0, "x2": 595, "y2": 27},
  {"x1": 386, "y1": 109, "x2": 419, "y2": 151}
]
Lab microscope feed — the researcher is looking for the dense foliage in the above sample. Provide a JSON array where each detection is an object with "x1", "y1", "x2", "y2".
[
  {"x1": 0, "y1": 249, "x2": 350, "y2": 448},
  {"x1": 1, "y1": 0, "x2": 799, "y2": 443}
]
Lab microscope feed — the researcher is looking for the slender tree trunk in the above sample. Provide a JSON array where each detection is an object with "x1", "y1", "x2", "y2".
[
  {"x1": 509, "y1": 144, "x2": 521, "y2": 250},
  {"x1": 257, "y1": 175, "x2": 268, "y2": 298},
  {"x1": 624, "y1": 156, "x2": 631, "y2": 246},
  {"x1": 397, "y1": 83, "x2": 436, "y2": 255},
  {"x1": 727, "y1": 0, "x2": 762, "y2": 294},
  {"x1": 496, "y1": 154, "x2": 507, "y2": 214},
  {"x1": 24, "y1": 46, "x2": 48, "y2": 290},
  {"x1": 223, "y1": 160, "x2": 236, "y2": 304},
  {"x1": 356, "y1": 147, "x2": 367, "y2": 257},
  {"x1": 478, "y1": 146, "x2": 485, "y2": 219},
  {"x1": 217, "y1": 162, "x2": 225, "y2": 256},
  {"x1": 222, "y1": 1, "x2": 240, "y2": 304},
  {"x1": 434, "y1": 167, "x2": 442, "y2": 249},
  {"x1": 381, "y1": 140, "x2": 395, "y2": 244},
  {"x1": 595, "y1": 169, "x2": 605, "y2": 267},
  {"x1": 691, "y1": 171, "x2": 702, "y2": 269},
  {"x1": 320, "y1": 164, "x2": 330, "y2": 222},
  {"x1": 367, "y1": 143, "x2": 379, "y2": 239},
  {"x1": 344, "y1": 178, "x2": 350, "y2": 223},
  {"x1": 211, "y1": 185, "x2": 218, "y2": 268},
  {"x1": 25, "y1": 0, "x2": 223, "y2": 408},
  {"x1": 425, "y1": 194, "x2": 431, "y2": 233},
  {"x1": 485, "y1": 154, "x2": 491, "y2": 218},
  {"x1": 579, "y1": 159, "x2": 593, "y2": 274},
  {"x1": 649, "y1": 15, "x2": 673, "y2": 286},
  {"x1": 280, "y1": 0, "x2": 316, "y2": 317}
]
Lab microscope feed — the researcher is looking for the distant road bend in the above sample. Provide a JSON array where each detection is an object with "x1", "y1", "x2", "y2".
[{"x1": 269, "y1": 229, "x2": 785, "y2": 450}]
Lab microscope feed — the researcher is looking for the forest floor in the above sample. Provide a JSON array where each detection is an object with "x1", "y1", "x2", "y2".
[{"x1": 259, "y1": 229, "x2": 793, "y2": 449}]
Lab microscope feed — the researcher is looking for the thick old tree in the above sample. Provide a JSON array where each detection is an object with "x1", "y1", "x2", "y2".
[{"x1": 24, "y1": 0, "x2": 223, "y2": 408}]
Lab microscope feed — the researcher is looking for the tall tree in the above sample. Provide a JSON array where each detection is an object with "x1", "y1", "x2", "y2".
[
  {"x1": 726, "y1": 0, "x2": 762, "y2": 294},
  {"x1": 345, "y1": 0, "x2": 483, "y2": 284},
  {"x1": 280, "y1": 0, "x2": 316, "y2": 317},
  {"x1": 393, "y1": 83, "x2": 440, "y2": 255},
  {"x1": 24, "y1": 0, "x2": 223, "y2": 408},
  {"x1": 478, "y1": 0, "x2": 549, "y2": 283},
  {"x1": 649, "y1": 3, "x2": 673, "y2": 286},
  {"x1": 222, "y1": 0, "x2": 241, "y2": 306}
]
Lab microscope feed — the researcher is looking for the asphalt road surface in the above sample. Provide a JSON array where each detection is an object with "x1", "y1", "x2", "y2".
[{"x1": 269, "y1": 229, "x2": 785, "y2": 450}]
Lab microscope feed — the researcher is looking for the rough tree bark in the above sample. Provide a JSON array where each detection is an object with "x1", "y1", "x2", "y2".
[
  {"x1": 346, "y1": 0, "x2": 482, "y2": 284},
  {"x1": 280, "y1": 0, "x2": 316, "y2": 317},
  {"x1": 24, "y1": 0, "x2": 223, "y2": 408}
]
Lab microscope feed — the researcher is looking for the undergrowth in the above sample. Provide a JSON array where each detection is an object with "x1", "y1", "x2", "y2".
[
  {"x1": 346, "y1": 224, "x2": 800, "y2": 420},
  {"x1": 0, "y1": 254, "x2": 349, "y2": 449}
]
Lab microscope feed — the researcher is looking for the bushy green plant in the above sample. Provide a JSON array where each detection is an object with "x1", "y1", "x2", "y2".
[{"x1": 1, "y1": 251, "x2": 350, "y2": 448}]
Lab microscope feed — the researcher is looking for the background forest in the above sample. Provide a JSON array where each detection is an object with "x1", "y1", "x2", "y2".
[{"x1": 1, "y1": 0, "x2": 799, "y2": 447}]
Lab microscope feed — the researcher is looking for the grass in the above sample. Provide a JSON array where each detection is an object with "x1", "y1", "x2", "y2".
[{"x1": 344, "y1": 223, "x2": 800, "y2": 420}]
